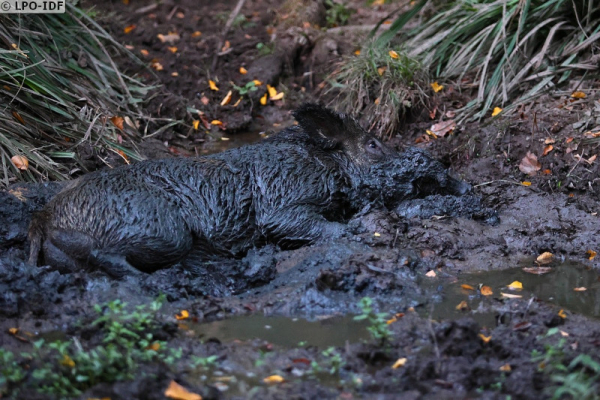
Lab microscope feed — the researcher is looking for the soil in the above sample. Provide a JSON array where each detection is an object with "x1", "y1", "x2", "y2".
[{"x1": 2, "y1": 0, "x2": 600, "y2": 399}]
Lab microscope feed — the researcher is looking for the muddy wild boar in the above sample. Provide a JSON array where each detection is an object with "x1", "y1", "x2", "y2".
[{"x1": 29, "y1": 104, "x2": 470, "y2": 278}]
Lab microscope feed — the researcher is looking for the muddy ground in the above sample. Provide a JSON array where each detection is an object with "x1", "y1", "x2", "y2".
[{"x1": 2, "y1": 0, "x2": 600, "y2": 399}]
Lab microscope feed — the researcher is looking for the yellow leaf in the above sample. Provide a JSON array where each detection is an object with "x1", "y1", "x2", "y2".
[
  {"x1": 60, "y1": 354, "x2": 75, "y2": 368},
  {"x1": 425, "y1": 130, "x2": 438, "y2": 139},
  {"x1": 164, "y1": 380, "x2": 202, "y2": 400},
  {"x1": 151, "y1": 62, "x2": 164, "y2": 71},
  {"x1": 587, "y1": 250, "x2": 596, "y2": 260},
  {"x1": 209, "y1": 80, "x2": 219, "y2": 91},
  {"x1": 11, "y1": 155, "x2": 29, "y2": 171},
  {"x1": 8, "y1": 327, "x2": 18, "y2": 335},
  {"x1": 536, "y1": 252, "x2": 554, "y2": 265},
  {"x1": 558, "y1": 309, "x2": 567, "y2": 319},
  {"x1": 239, "y1": 67, "x2": 247, "y2": 74},
  {"x1": 478, "y1": 334, "x2": 491, "y2": 343},
  {"x1": 521, "y1": 181, "x2": 531, "y2": 186},
  {"x1": 389, "y1": 50, "x2": 399, "y2": 59},
  {"x1": 267, "y1": 84, "x2": 277, "y2": 98},
  {"x1": 253, "y1": 80, "x2": 263, "y2": 86},
  {"x1": 260, "y1": 93, "x2": 267, "y2": 105},
  {"x1": 480, "y1": 285, "x2": 493, "y2": 296},
  {"x1": 263, "y1": 375, "x2": 284, "y2": 384},
  {"x1": 233, "y1": 98, "x2": 242, "y2": 107},
  {"x1": 377, "y1": 67, "x2": 386, "y2": 76},
  {"x1": 571, "y1": 91, "x2": 586, "y2": 99},
  {"x1": 354, "y1": 49, "x2": 361, "y2": 56},
  {"x1": 221, "y1": 90, "x2": 233, "y2": 106},
  {"x1": 167, "y1": 46, "x2": 178, "y2": 53},
  {"x1": 492, "y1": 107, "x2": 502, "y2": 117},
  {"x1": 373, "y1": 232, "x2": 381, "y2": 237},
  {"x1": 124, "y1": 24, "x2": 136, "y2": 34},
  {"x1": 461, "y1": 284, "x2": 475, "y2": 290},
  {"x1": 499, "y1": 364, "x2": 511, "y2": 372},
  {"x1": 430, "y1": 82, "x2": 444, "y2": 93},
  {"x1": 392, "y1": 358, "x2": 407, "y2": 369},
  {"x1": 211, "y1": 120, "x2": 223, "y2": 126},
  {"x1": 191, "y1": 31, "x2": 202, "y2": 38},
  {"x1": 175, "y1": 310, "x2": 189, "y2": 320},
  {"x1": 386, "y1": 316, "x2": 397, "y2": 325},
  {"x1": 270, "y1": 92, "x2": 284, "y2": 101},
  {"x1": 456, "y1": 300, "x2": 468, "y2": 310},
  {"x1": 507, "y1": 281, "x2": 523, "y2": 290},
  {"x1": 193, "y1": 120, "x2": 200, "y2": 130}
]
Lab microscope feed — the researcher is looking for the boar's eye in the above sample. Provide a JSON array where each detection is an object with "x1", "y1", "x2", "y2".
[{"x1": 366, "y1": 139, "x2": 383, "y2": 156}]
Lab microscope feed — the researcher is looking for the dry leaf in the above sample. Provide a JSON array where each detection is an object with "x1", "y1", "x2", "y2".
[
  {"x1": 60, "y1": 354, "x2": 75, "y2": 368},
  {"x1": 200, "y1": 96, "x2": 210, "y2": 105},
  {"x1": 172, "y1": 72, "x2": 179, "y2": 77},
  {"x1": 479, "y1": 334, "x2": 491, "y2": 343},
  {"x1": 191, "y1": 31, "x2": 202, "y2": 38},
  {"x1": 167, "y1": 46, "x2": 178, "y2": 53},
  {"x1": 456, "y1": 300, "x2": 468, "y2": 310},
  {"x1": 392, "y1": 358, "x2": 407, "y2": 369},
  {"x1": 560, "y1": 330, "x2": 569, "y2": 337},
  {"x1": 151, "y1": 62, "x2": 164, "y2": 71},
  {"x1": 260, "y1": 93, "x2": 267, "y2": 105},
  {"x1": 11, "y1": 155, "x2": 29, "y2": 170},
  {"x1": 221, "y1": 40, "x2": 231, "y2": 52},
  {"x1": 124, "y1": 24, "x2": 136, "y2": 34},
  {"x1": 157, "y1": 32, "x2": 180, "y2": 44},
  {"x1": 221, "y1": 90, "x2": 233, "y2": 106},
  {"x1": 267, "y1": 84, "x2": 277, "y2": 98},
  {"x1": 425, "y1": 270, "x2": 436, "y2": 278},
  {"x1": 354, "y1": 49, "x2": 361, "y2": 56},
  {"x1": 377, "y1": 67, "x2": 386, "y2": 76},
  {"x1": 271, "y1": 92, "x2": 284, "y2": 101},
  {"x1": 519, "y1": 152, "x2": 541, "y2": 176},
  {"x1": 501, "y1": 292, "x2": 522, "y2": 299},
  {"x1": 558, "y1": 309, "x2": 566, "y2": 319},
  {"x1": 175, "y1": 310, "x2": 189, "y2": 320},
  {"x1": 492, "y1": 107, "x2": 502, "y2": 117},
  {"x1": 8, "y1": 327, "x2": 18, "y2": 335},
  {"x1": 461, "y1": 284, "x2": 475, "y2": 291},
  {"x1": 147, "y1": 342, "x2": 161, "y2": 351},
  {"x1": 566, "y1": 137, "x2": 574, "y2": 143},
  {"x1": 480, "y1": 286, "x2": 493, "y2": 296},
  {"x1": 239, "y1": 67, "x2": 247, "y2": 74},
  {"x1": 110, "y1": 116, "x2": 124, "y2": 130},
  {"x1": 544, "y1": 138, "x2": 556, "y2": 144},
  {"x1": 429, "y1": 120, "x2": 456, "y2": 138},
  {"x1": 263, "y1": 375, "x2": 284, "y2": 384},
  {"x1": 164, "y1": 380, "x2": 202, "y2": 400},
  {"x1": 571, "y1": 91, "x2": 586, "y2": 99},
  {"x1": 499, "y1": 364, "x2": 511, "y2": 372},
  {"x1": 233, "y1": 98, "x2": 242, "y2": 107},
  {"x1": 425, "y1": 129, "x2": 438, "y2": 139},
  {"x1": 193, "y1": 120, "x2": 200, "y2": 130},
  {"x1": 12, "y1": 111, "x2": 25, "y2": 125},
  {"x1": 587, "y1": 250, "x2": 597, "y2": 260},
  {"x1": 140, "y1": 49, "x2": 149, "y2": 56},
  {"x1": 211, "y1": 120, "x2": 223, "y2": 126},
  {"x1": 574, "y1": 287, "x2": 587, "y2": 292},
  {"x1": 536, "y1": 252, "x2": 554, "y2": 265},
  {"x1": 542, "y1": 145, "x2": 553, "y2": 156},
  {"x1": 521, "y1": 181, "x2": 531, "y2": 186},
  {"x1": 507, "y1": 281, "x2": 523, "y2": 290},
  {"x1": 374, "y1": 97, "x2": 380, "y2": 105},
  {"x1": 389, "y1": 50, "x2": 399, "y2": 59},
  {"x1": 209, "y1": 80, "x2": 219, "y2": 91},
  {"x1": 430, "y1": 82, "x2": 444, "y2": 93}
]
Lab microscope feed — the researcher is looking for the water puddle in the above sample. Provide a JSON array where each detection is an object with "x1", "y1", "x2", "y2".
[
  {"x1": 191, "y1": 315, "x2": 369, "y2": 348},
  {"x1": 423, "y1": 260, "x2": 600, "y2": 326}
]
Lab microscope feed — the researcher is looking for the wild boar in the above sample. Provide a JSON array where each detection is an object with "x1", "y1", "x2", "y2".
[{"x1": 29, "y1": 104, "x2": 470, "y2": 278}]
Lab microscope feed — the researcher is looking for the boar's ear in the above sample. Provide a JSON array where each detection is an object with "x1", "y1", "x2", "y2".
[{"x1": 293, "y1": 103, "x2": 348, "y2": 150}]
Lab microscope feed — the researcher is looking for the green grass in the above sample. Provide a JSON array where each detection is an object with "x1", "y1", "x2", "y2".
[
  {"x1": 375, "y1": 0, "x2": 600, "y2": 121},
  {"x1": 0, "y1": 3, "x2": 151, "y2": 187}
]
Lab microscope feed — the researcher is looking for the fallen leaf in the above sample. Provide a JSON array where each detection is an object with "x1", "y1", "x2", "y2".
[
  {"x1": 209, "y1": 80, "x2": 219, "y2": 91},
  {"x1": 558, "y1": 309, "x2": 566, "y2": 319},
  {"x1": 211, "y1": 120, "x2": 223, "y2": 126},
  {"x1": 499, "y1": 364, "x2": 511, "y2": 372},
  {"x1": 571, "y1": 91, "x2": 586, "y2": 99},
  {"x1": 456, "y1": 300, "x2": 468, "y2": 311},
  {"x1": 147, "y1": 342, "x2": 161, "y2": 351},
  {"x1": 586, "y1": 154, "x2": 597, "y2": 165},
  {"x1": 507, "y1": 281, "x2": 523, "y2": 290},
  {"x1": 151, "y1": 62, "x2": 164, "y2": 71},
  {"x1": 233, "y1": 98, "x2": 242, "y2": 107},
  {"x1": 377, "y1": 67, "x2": 386, "y2": 76},
  {"x1": 425, "y1": 129, "x2": 438, "y2": 139},
  {"x1": 566, "y1": 137, "x2": 574, "y2": 143},
  {"x1": 544, "y1": 138, "x2": 556, "y2": 144},
  {"x1": 354, "y1": 49, "x2": 361, "y2": 56},
  {"x1": 429, "y1": 120, "x2": 456, "y2": 138},
  {"x1": 543, "y1": 169, "x2": 551, "y2": 175},
  {"x1": 271, "y1": 92, "x2": 284, "y2": 101},
  {"x1": 253, "y1": 80, "x2": 263, "y2": 86},
  {"x1": 267, "y1": 84, "x2": 277, "y2": 98},
  {"x1": 8, "y1": 327, "x2": 18, "y2": 335},
  {"x1": 12, "y1": 111, "x2": 25, "y2": 125},
  {"x1": 164, "y1": 380, "x2": 202, "y2": 400},
  {"x1": 11, "y1": 155, "x2": 29, "y2": 170},
  {"x1": 373, "y1": 232, "x2": 381, "y2": 237},
  {"x1": 157, "y1": 32, "x2": 180, "y2": 44},
  {"x1": 536, "y1": 252, "x2": 554, "y2": 265},
  {"x1": 521, "y1": 181, "x2": 531, "y2": 186},
  {"x1": 239, "y1": 67, "x2": 247, "y2": 74},
  {"x1": 263, "y1": 375, "x2": 284, "y2": 384},
  {"x1": 574, "y1": 287, "x2": 587, "y2": 292},
  {"x1": 587, "y1": 250, "x2": 597, "y2": 260},
  {"x1": 171, "y1": 72, "x2": 179, "y2": 77},
  {"x1": 430, "y1": 82, "x2": 444, "y2": 93},
  {"x1": 492, "y1": 107, "x2": 502, "y2": 117},
  {"x1": 425, "y1": 270, "x2": 436, "y2": 278},
  {"x1": 124, "y1": 24, "x2": 136, "y2": 34},
  {"x1": 175, "y1": 11, "x2": 184, "y2": 19},
  {"x1": 221, "y1": 90, "x2": 233, "y2": 106},
  {"x1": 389, "y1": 50, "x2": 399, "y2": 59},
  {"x1": 542, "y1": 145, "x2": 553, "y2": 156},
  {"x1": 461, "y1": 284, "x2": 475, "y2": 291},
  {"x1": 522, "y1": 267, "x2": 552, "y2": 275},
  {"x1": 392, "y1": 358, "x2": 407, "y2": 369},
  {"x1": 193, "y1": 120, "x2": 200, "y2": 130},
  {"x1": 191, "y1": 31, "x2": 202, "y2": 38},
  {"x1": 560, "y1": 330, "x2": 569, "y2": 337},
  {"x1": 260, "y1": 93, "x2": 267, "y2": 105},
  {"x1": 140, "y1": 49, "x2": 149, "y2": 56},
  {"x1": 374, "y1": 97, "x2": 380, "y2": 105},
  {"x1": 513, "y1": 321, "x2": 532, "y2": 331},
  {"x1": 480, "y1": 286, "x2": 493, "y2": 296},
  {"x1": 479, "y1": 334, "x2": 491, "y2": 343},
  {"x1": 60, "y1": 354, "x2": 75, "y2": 368},
  {"x1": 501, "y1": 292, "x2": 522, "y2": 299},
  {"x1": 167, "y1": 46, "x2": 178, "y2": 53},
  {"x1": 519, "y1": 152, "x2": 541, "y2": 176},
  {"x1": 221, "y1": 40, "x2": 231, "y2": 52},
  {"x1": 110, "y1": 116, "x2": 124, "y2": 130},
  {"x1": 175, "y1": 310, "x2": 189, "y2": 320},
  {"x1": 446, "y1": 110, "x2": 456, "y2": 118}
]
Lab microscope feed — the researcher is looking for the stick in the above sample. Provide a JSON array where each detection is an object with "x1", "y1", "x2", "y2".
[{"x1": 211, "y1": 0, "x2": 247, "y2": 71}]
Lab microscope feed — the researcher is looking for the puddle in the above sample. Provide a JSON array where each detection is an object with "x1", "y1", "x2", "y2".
[
  {"x1": 423, "y1": 260, "x2": 600, "y2": 326},
  {"x1": 191, "y1": 315, "x2": 369, "y2": 348}
]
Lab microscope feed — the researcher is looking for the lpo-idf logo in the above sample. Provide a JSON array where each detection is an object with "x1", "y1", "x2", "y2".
[{"x1": 0, "y1": 0, "x2": 65, "y2": 13}]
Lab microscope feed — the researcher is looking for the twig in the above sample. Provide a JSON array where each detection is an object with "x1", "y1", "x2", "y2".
[{"x1": 211, "y1": 0, "x2": 246, "y2": 71}]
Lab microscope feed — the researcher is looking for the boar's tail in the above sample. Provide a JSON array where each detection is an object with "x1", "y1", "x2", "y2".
[{"x1": 28, "y1": 210, "x2": 48, "y2": 266}]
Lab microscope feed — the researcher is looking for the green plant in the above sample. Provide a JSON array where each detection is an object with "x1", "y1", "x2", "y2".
[
  {"x1": 233, "y1": 81, "x2": 259, "y2": 96},
  {"x1": 256, "y1": 42, "x2": 275, "y2": 56},
  {"x1": 310, "y1": 346, "x2": 345, "y2": 375},
  {"x1": 325, "y1": 0, "x2": 355, "y2": 28},
  {"x1": 532, "y1": 328, "x2": 600, "y2": 400},
  {"x1": 353, "y1": 297, "x2": 393, "y2": 345},
  {"x1": 375, "y1": 0, "x2": 600, "y2": 121},
  {"x1": 0, "y1": 349, "x2": 26, "y2": 395},
  {"x1": 327, "y1": 45, "x2": 428, "y2": 137},
  {"x1": 190, "y1": 355, "x2": 219, "y2": 369}
]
